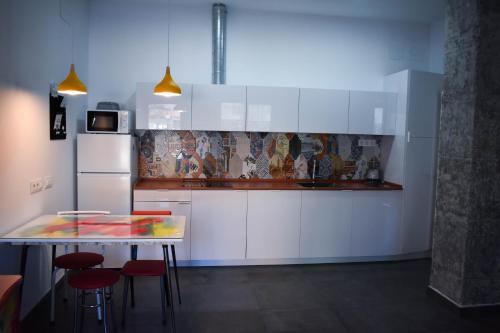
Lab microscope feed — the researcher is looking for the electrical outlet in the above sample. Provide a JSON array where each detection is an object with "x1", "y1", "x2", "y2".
[
  {"x1": 44, "y1": 176, "x2": 54, "y2": 190},
  {"x1": 30, "y1": 178, "x2": 44, "y2": 194}
]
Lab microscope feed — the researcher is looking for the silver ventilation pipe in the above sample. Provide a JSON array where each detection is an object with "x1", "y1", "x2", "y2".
[{"x1": 212, "y1": 3, "x2": 227, "y2": 84}]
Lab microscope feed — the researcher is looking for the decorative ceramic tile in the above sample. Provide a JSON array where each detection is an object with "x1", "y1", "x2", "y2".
[
  {"x1": 263, "y1": 133, "x2": 276, "y2": 159},
  {"x1": 159, "y1": 154, "x2": 177, "y2": 177},
  {"x1": 175, "y1": 152, "x2": 189, "y2": 177},
  {"x1": 182, "y1": 132, "x2": 196, "y2": 157},
  {"x1": 284, "y1": 154, "x2": 295, "y2": 179},
  {"x1": 195, "y1": 132, "x2": 210, "y2": 159},
  {"x1": 354, "y1": 158, "x2": 368, "y2": 179},
  {"x1": 203, "y1": 153, "x2": 217, "y2": 178},
  {"x1": 337, "y1": 135, "x2": 352, "y2": 160},
  {"x1": 250, "y1": 133, "x2": 263, "y2": 159},
  {"x1": 208, "y1": 132, "x2": 223, "y2": 157},
  {"x1": 289, "y1": 135, "x2": 301, "y2": 160},
  {"x1": 138, "y1": 130, "x2": 382, "y2": 180},
  {"x1": 311, "y1": 135, "x2": 325, "y2": 156},
  {"x1": 342, "y1": 160, "x2": 357, "y2": 180},
  {"x1": 350, "y1": 136, "x2": 363, "y2": 160},
  {"x1": 301, "y1": 134, "x2": 315, "y2": 160},
  {"x1": 269, "y1": 155, "x2": 285, "y2": 179},
  {"x1": 235, "y1": 132, "x2": 251, "y2": 159},
  {"x1": 275, "y1": 134, "x2": 289, "y2": 160},
  {"x1": 229, "y1": 154, "x2": 243, "y2": 178},
  {"x1": 331, "y1": 154, "x2": 344, "y2": 179},
  {"x1": 242, "y1": 155, "x2": 257, "y2": 179},
  {"x1": 294, "y1": 154, "x2": 309, "y2": 179},
  {"x1": 327, "y1": 135, "x2": 339, "y2": 155},
  {"x1": 256, "y1": 154, "x2": 271, "y2": 179},
  {"x1": 318, "y1": 154, "x2": 333, "y2": 179},
  {"x1": 189, "y1": 152, "x2": 203, "y2": 178}
]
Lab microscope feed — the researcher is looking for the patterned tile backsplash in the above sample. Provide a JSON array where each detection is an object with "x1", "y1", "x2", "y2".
[{"x1": 139, "y1": 130, "x2": 382, "y2": 180}]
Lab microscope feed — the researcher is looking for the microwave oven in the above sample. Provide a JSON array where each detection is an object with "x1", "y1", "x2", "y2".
[{"x1": 86, "y1": 110, "x2": 130, "y2": 134}]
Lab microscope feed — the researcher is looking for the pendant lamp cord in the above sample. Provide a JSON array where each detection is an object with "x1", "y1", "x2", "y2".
[
  {"x1": 59, "y1": 0, "x2": 74, "y2": 64},
  {"x1": 167, "y1": 0, "x2": 171, "y2": 66}
]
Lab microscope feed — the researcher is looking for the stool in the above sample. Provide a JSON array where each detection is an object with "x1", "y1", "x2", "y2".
[
  {"x1": 121, "y1": 260, "x2": 168, "y2": 326},
  {"x1": 51, "y1": 211, "x2": 108, "y2": 324},
  {"x1": 69, "y1": 269, "x2": 120, "y2": 333}
]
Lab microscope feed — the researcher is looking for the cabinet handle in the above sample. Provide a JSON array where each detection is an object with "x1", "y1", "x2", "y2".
[{"x1": 177, "y1": 202, "x2": 191, "y2": 205}]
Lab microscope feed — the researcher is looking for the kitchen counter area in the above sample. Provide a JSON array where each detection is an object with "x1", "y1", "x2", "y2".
[{"x1": 134, "y1": 178, "x2": 403, "y2": 191}]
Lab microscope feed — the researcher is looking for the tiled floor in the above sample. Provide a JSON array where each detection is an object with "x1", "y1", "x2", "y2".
[{"x1": 22, "y1": 259, "x2": 500, "y2": 332}]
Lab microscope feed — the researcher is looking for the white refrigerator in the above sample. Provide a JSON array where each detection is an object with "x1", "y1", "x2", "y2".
[{"x1": 77, "y1": 134, "x2": 138, "y2": 267}]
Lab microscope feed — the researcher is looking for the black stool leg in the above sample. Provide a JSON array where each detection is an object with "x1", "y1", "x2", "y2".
[
  {"x1": 160, "y1": 276, "x2": 167, "y2": 325},
  {"x1": 73, "y1": 289, "x2": 79, "y2": 333},
  {"x1": 121, "y1": 277, "x2": 129, "y2": 327},
  {"x1": 130, "y1": 278, "x2": 135, "y2": 308},
  {"x1": 130, "y1": 245, "x2": 138, "y2": 308},
  {"x1": 163, "y1": 245, "x2": 176, "y2": 333},
  {"x1": 101, "y1": 288, "x2": 108, "y2": 333},
  {"x1": 80, "y1": 290, "x2": 86, "y2": 332},
  {"x1": 108, "y1": 286, "x2": 116, "y2": 332},
  {"x1": 171, "y1": 245, "x2": 181, "y2": 305}
]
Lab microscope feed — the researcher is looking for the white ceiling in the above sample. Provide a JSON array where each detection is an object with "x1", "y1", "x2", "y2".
[{"x1": 117, "y1": 0, "x2": 446, "y2": 23}]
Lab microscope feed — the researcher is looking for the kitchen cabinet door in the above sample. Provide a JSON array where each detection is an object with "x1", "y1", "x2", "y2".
[
  {"x1": 300, "y1": 191, "x2": 352, "y2": 258},
  {"x1": 133, "y1": 200, "x2": 192, "y2": 261},
  {"x1": 407, "y1": 71, "x2": 443, "y2": 138},
  {"x1": 348, "y1": 91, "x2": 398, "y2": 135},
  {"x1": 401, "y1": 137, "x2": 437, "y2": 254},
  {"x1": 191, "y1": 190, "x2": 247, "y2": 260},
  {"x1": 350, "y1": 191, "x2": 402, "y2": 256},
  {"x1": 136, "y1": 82, "x2": 192, "y2": 130},
  {"x1": 191, "y1": 84, "x2": 246, "y2": 131},
  {"x1": 299, "y1": 89, "x2": 349, "y2": 134},
  {"x1": 246, "y1": 86, "x2": 299, "y2": 132},
  {"x1": 247, "y1": 191, "x2": 301, "y2": 259}
]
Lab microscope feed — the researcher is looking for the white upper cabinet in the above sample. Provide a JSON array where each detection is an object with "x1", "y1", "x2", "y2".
[
  {"x1": 407, "y1": 71, "x2": 443, "y2": 138},
  {"x1": 299, "y1": 89, "x2": 349, "y2": 134},
  {"x1": 192, "y1": 84, "x2": 246, "y2": 131},
  {"x1": 246, "y1": 86, "x2": 299, "y2": 132},
  {"x1": 348, "y1": 91, "x2": 398, "y2": 135},
  {"x1": 136, "y1": 82, "x2": 192, "y2": 130}
]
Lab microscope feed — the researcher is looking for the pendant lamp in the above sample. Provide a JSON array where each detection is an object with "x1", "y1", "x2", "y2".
[
  {"x1": 57, "y1": 0, "x2": 87, "y2": 96},
  {"x1": 154, "y1": 0, "x2": 181, "y2": 97}
]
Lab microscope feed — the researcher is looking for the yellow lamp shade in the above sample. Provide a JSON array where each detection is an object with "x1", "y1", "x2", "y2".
[
  {"x1": 58, "y1": 64, "x2": 87, "y2": 96},
  {"x1": 154, "y1": 66, "x2": 181, "y2": 97}
]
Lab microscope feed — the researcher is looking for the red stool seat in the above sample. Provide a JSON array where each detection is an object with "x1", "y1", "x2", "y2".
[
  {"x1": 121, "y1": 260, "x2": 166, "y2": 277},
  {"x1": 69, "y1": 269, "x2": 120, "y2": 290},
  {"x1": 54, "y1": 252, "x2": 104, "y2": 270}
]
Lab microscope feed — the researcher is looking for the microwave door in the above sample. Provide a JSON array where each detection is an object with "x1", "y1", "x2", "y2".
[{"x1": 87, "y1": 111, "x2": 118, "y2": 133}]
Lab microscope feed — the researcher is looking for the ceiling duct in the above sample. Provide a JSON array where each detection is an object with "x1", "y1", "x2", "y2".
[{"x1": 212, "y1": 3, "x2": 227, "y2": 84}]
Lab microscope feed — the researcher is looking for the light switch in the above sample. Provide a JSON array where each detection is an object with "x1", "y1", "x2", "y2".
[{"x1": 44, "y1": 176, "x2": 54, "y2": 189}]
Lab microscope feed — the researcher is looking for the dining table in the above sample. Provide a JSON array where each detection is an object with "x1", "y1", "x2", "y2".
[{"x1": 0, "y1": 214, "x2": 186, "y2": 332}]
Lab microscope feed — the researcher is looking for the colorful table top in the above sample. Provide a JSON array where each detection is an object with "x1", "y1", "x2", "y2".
[{"x1": 0, "y1": 215, "x2": 185, "y2": 245}]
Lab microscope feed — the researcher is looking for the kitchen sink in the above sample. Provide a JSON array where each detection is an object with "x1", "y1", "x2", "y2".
[{"x1": 297, "y1": 182, "x2": 337, "y2": 188}]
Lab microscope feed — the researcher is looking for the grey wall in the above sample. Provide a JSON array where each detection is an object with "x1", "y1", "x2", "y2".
[{"x1": 430, "y1": 0, "x2": 500, "y2": 307}]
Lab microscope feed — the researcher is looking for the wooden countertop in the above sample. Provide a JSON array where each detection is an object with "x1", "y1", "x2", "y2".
[{"x1": 134, "y1": 178, "x2": 403, "y2": 191}]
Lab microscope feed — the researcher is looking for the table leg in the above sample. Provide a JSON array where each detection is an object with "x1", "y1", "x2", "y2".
[
  {"x1": 162, "y1": 245, "x2": 176, "y2": 333},
  {"x1": 19, "y1": 245, "x2": 29, "y2": 301}
]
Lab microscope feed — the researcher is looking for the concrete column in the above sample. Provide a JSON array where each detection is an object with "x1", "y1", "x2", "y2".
[{"x1": 430, "y1": 0, "x2": 500, "y2": 307}]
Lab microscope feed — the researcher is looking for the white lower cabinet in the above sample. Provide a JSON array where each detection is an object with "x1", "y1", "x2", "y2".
[
  {"x1": 191, "y1": 190, "x2": 247, "y2": 260},
  {"x1": 300, "y1": 191, "x2": 352, "y2": 258},
  {"x1": 247, "y1": 191, "x2": 301, "y2": 259},
  {"x1": 133, "y1": 200, "x2": 192, "y2": 261},
  {"x1": 350, "y1": 191, "x2": 403, "y2": 256}
]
